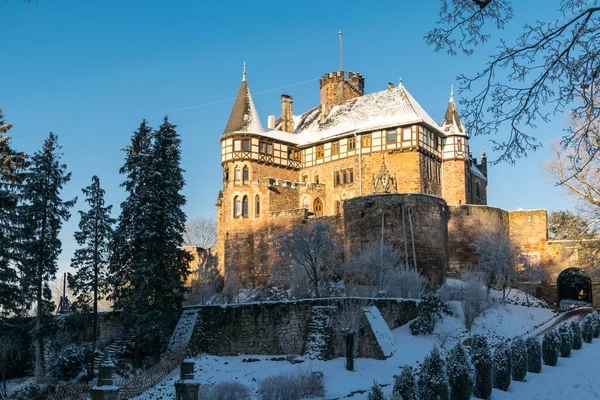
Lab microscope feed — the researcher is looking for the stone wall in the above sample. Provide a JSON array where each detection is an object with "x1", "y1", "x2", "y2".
[
  {"x1": 343, "y1": 193, "x2": 449, "y2": 285},
  {"x1": 186, "y1": 298, "x2": 417, "y2": 359}
]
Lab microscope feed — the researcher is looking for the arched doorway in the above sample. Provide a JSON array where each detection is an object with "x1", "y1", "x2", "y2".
[
  {"x1": 313, "y1": 198, "x2": 323, "y2": 217},
  {"x1": 557, "y1": 267, "x2": 593, "y2": 307}
]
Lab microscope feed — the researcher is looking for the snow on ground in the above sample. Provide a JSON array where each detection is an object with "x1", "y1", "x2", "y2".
[{"x1": 138, "y1": 293, "x2": 559, "y2": 399}]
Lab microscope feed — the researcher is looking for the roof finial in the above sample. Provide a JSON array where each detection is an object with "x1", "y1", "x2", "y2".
[
  {"x1": 481, "y1": 146, "x2": 486, "y2": 158},
  {"x1": 449, "y1": 84, "x2": 454, "y2": 103},
  {"x1": 398, "y1": 77, "x2": 403, "y2": 89},
  {"x1": 338, "y1": 31, "x2": 343, "y2": 72},
  {"x1": 242, "y1": 62, "x2": 247, "y2": 82}
]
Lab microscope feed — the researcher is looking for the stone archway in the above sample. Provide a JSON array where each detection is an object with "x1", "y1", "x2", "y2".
[{"x1": 557, "y1": 267, "x2": 593, "y2": 306}]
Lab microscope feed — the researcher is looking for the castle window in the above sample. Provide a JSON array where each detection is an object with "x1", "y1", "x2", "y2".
[
  {"x1": 242, "y1": 196, "x2": 249, "y2": 217},
  {"x1": 335, "y1": 200, "x2": 343, "y2": 216},
  {"x1": 255, "y1": 195, "x2": 260, "y2": 216},
  {"x1": 288, "y1": 148, "x2": 300, "y2": 160},
  {"x1": 332, "y1": 141, "x2": 340, "y2": 155},
  {"x1": 234, "y1": 166, "x2": 241, "y2": 183},
  {"x1": 242, "y1": 165, "x2": 249, "y2": 184},
  {"x1": 223, "y1": 167, "x2": 229, "y2": 182},
  {"x1": 335, "y1": 171, "x2": 341, "y2": 186},
  {"x1": 343, "y1": 170, "x2": 348, "y2": 184},
  {"x1": 387, "y1": 130, "x2": 397, "y2": 144},
  {"x1": 234, "y1": 196, "x2": 241, "y2": 217},
  {"x1": 315, "y1": 174, "x2": 320, "y2": 185},
  {"x1": 476, "y1": 182, "x2": 480, "y2": 199},
  {"x1": 349, "y1": 169, "x2": 354, "y2": 183},
  {"x1": 361, "y1": 134, "x2": 371, "y2": 148},
  {"x1": 434, "y1": 135, "x2": 439, "y2": 150},
  {"x1": 302, "y1": 175, "x2": 308, "y2": 183},
  {"x1": 234, "y1": 140, "x2": 241, "y2": 152},
  {"x1": 302, "y1": 197, "x2": 309, "y2": 209},
  {"x1": 316, "y1": 145, "x2": 324, "y2": 159},
  {"x1": 259, "y1": 142, "x2": 273, "y2": 154},
  {"x1": 348, "y1": 137, "x2": 357, "y2": 150},
  {"x1": 402, "y1": 128, "x2": 411, "y2": 141},
  {"x1": 242, "y1": 139, "x2": 250, "y2": 152}
]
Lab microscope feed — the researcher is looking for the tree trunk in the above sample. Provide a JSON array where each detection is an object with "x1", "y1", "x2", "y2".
[
  {"x1": 35, "y1": 277, "x2": 45, "y2": 381},
  {"x1": 345, "y1": 333, "x2": 355, "y2": 371}
]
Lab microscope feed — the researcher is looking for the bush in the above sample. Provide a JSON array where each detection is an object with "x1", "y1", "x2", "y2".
[
  {"x1": 367, "y1": 380, "x2": 385, "y2": 400},
  {"x1": 581, "y1": 315, "x2": 594, "y2": 343},
  {"x1": 525, "y1": 336, "x2": 542, "y2": 373},
  {"x1": 258, "y1": 369, "x2": 325, "y2": 400},
  {"x1": 570, "y1": 321, "x2": 583, "y2": 350},
  {"x1": 558, "y1": 324, "x2": 573, "y2": 357},
  {"x1": 471, "y1": 335, "x2": 492, "y2": 399},
  {"x1": 198, "y1": 381, "x2": 251, "y2": 400},
  {"x1": 511, "y1": 336, "x2": 527, "y2": 382},
  {"x1": 392, "y1": 366, "x2": 418, "y2": 400},
  {"x1": 50, "y1": 344, "x2": 86, "y2": 380},
  {"x1": 418, "y1": 346, "x2": 450, "y2": 400},
  {"x1": 592, "y1": 312, "x2": 600, "y2": 338},
  {"x1": 410, "y1": 294, "x2": 452, "y2": 335},
  {"x1": 492, "y1": 342, "x2": 511, "y2": 391},
  {"x1": 447, "y1": 342, "x2": 474, "y2": 400},
  {"x1": 542, "y1": 331, "x2": 561, "y2": 366}
]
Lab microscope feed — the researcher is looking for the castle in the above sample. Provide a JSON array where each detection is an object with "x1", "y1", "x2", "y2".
[{"x1": 211, "y1": 65, "x2": 598, "y2": 307}]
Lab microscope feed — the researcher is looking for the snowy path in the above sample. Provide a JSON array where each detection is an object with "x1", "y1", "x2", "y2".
[{"x1": 492, "y1": 338, "x2": 600, "y2": 399}]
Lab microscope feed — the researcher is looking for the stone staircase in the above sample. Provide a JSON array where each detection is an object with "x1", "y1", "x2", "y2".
[
  {"x1": 167, "y1": 308, "x2": 199, "y2": 352},
  {"x1": 93, "y1": 335, "x2": 133, "y2": 374},
  {"x1": 302, "y1": 306, "x2": 336, "y2": 360}
]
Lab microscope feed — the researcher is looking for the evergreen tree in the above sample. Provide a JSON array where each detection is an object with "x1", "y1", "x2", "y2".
[
  {"x1": 557, "y1": 324, "x2": 573, "y2": 357},
  {"x1": 447, "y1": 342, "x2": 474, "y2": 400},
  {"x1": 110, "y1": 117, "x2": 191, "y2": 363},
  {"x1": 542, "y1": 330, "x2": 560, "y2": 366},
  {"x1": 367, "y1": 380, "x2": 385, "y2": 400},
  {"x1": 492, "y1": 342, "x2": 511, "y2": 391},
  {"x1": 581, "y1": 314, "x2": 594, "y2": 343},
  {"x1": 392, "y1": 365, "x2": 418, "y2": 400},
  {"x1": 68, "y1": 175, "x2": 114, "y2": 374},
  {"x1": 510, "y1": 336, "x2": 527, "y2": 381},
  {"x1": 19, "y1": 132, "x2": 75, "y2": 379},
  {"x1": 0, "y1": 109, "x2": 27, "y2": 320},
  {"x1": 525, "y1": 336, "x2": 542, "y2": 373},
  {"x1": 570, "y1": 321, "x2": 583, "y2": 350},
  {"x1": 418, "y1": 346, "x2": 450, "y2": 400},
  {"x1": 471, "y1": 335, "x2": 492, "y2": 399},
  {"x1": 592, "y1": 312, "x2": 600, "y2": 338}
]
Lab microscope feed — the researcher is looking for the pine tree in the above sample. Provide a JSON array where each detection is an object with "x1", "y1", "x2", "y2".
[
  {"x1": 557, "y1": 324, "x2": 573, "y2": 357},
  {"x1": 68, "y1": 175, "x2": 114, "y2": 374},
  {"x1": 0, "y1": 109, "x2": 27, "y2": 320},
  {"x1": 525, "y1": 336, "x2": 542, "y2": 373},
  {"x1": 418, "y1": 346, "x2": 450, "y2": 400},
  {"x1": 570, "y1": 321, "x2": 583, "y2": 350},
  {"x1": 510, "y1": 336, "x2": 527, "y2": 381},
  {"x1": 581, "y1": 315, "x2": 594, "y2": 343},
  {"x1": 542, "y1": 330, "x2": 560, "y2": 366},
  {"x1": 392, "y1": 365, "x2": 418, "y2": 400},
  {"x1": 492, "y1": 342, "x2": 511, "y2": 391},
  {"x1": 110, "y1": 117, "x2": 191, "y2": 363},
  {"x1": 471, "y1": 335, "x2": 492, "y2": 399},
  {"x1": 592, "y1": 312, "x2": 600, "y2": 338},
  {"x1": 367, "y1": 380, "x2": 385, "y2": 400},
  {"x1": 19, "y1": 132, "x2": 75, "y2": 379},
  {"x1": 447, "y1": 342, "x2": 474, "y2": 400}
]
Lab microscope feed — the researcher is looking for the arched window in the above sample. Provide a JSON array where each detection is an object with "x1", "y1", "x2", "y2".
[
  {"x1": 223, "y1": 166, "x2": 229, "y2": 182},
  {"x1": 255, "y1": 195, "x2": 261, "y2": 216},
  {"x1": 302, "y1": 197, "x2": 310, "y2": 209},
  {"x1": 243, "y1": 165, "x2": 249, "y2": 184},
  {"x1": 234, "y1": 166, "x2": 241, "y2": 183},
  {"x1": 242, "y1": 196, "x2": 249, "y2": 217},
  {"x1": 234, "y1": 196, "x2": 241, "y2": 217},
  {"x1": 313, "y1": 198, "x2": 323, "y2": 217}
]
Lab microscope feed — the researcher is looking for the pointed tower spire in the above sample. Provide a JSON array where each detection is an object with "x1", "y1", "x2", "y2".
[
  {"x1": 449, "y1": 84, "x2": 454, "y2": 103},
  {"x1": 222, "y1": 70, "x2": 265, "y2": 135},
  {"x1": 398, "y1": 77, "x2": 403, "y2": 89},
  {"x1": 440, "y1": 84, "x2": 467, "y2": 137}
]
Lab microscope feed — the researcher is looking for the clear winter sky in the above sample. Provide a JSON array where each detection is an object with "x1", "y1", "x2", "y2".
[{"x1": 2, "y1": 0, "x2": 574, "y2": 278}]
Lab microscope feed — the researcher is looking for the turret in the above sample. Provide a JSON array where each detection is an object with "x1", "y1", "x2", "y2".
[
  {"x1": 479, "y1": 147, "x2": 488, "y2": 178},
  {"x1": 319, "y1": 70, "x2": 364, "y2": 121}
]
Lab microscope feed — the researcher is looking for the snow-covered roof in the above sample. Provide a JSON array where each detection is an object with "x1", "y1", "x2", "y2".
[
  {"x1": 471, "y1": 163, "x2": 487, "y2": 180},
  {"x1": 222, "y1": 80, "x2": 266, "y2": 135}
]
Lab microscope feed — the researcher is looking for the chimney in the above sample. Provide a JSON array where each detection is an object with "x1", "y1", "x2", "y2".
[
  {"x1": 267, "y1": 115, "x2": 276, "y2": 129},
  {"x1": 281, "y1": 95, "x2": 294, "y2": 133}
]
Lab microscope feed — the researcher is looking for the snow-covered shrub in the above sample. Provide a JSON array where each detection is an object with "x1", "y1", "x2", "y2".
[
  {"x1": 418, "y1": 346, "x2": 450, "y2": 400},
  {"x1": 592, "y1": 312, "x2": 600, "y2": 338},
  {"x1": 581, "y1": 315, "x2": 594, "y2": 343},
  {"x1": 447, "y1": 342, "x2": 474, "y2": 400},
  {"x1": 410, "y1": 294, "x2": 452, "y2": 335},
  {"x1": 440, "y1": 275, "x2": 491, "y2": 331},
  {"x1": 392, "y1": 366, "x2": 418, "y2": 400},
  {"x1": 471, "y1": 335, "x2": 493, "y2": 399},
  {"x1": 570, "y1": 321, "x2": 583, "y2": 349},
  {"x1": 510, "y1": 336, "x2": 527, "y2": 381},
  {"x1": 258, "y1": 369, "x2": 325, "y2": 400},
  {"x1": 367, "y1": 380, "x2": 385, "y2": 400},
  {"x1": 198, "y1": 381, "x2": 251, "y2": 400},
  {"x1": 542, "y1": 331, "x2": 561, "y2": 366},
  {"x1": 492, "y1": 342, "x2": 511, "y2": 391},
  {"x1": 50, "y1": 344, "x2": 86, "y2": 380},
  {"x1": 525, "y1": 336, "x2": 542, "y2": 373},
  {"x1": 558, "y1": 324, "x2": 573, "y2": 357}
]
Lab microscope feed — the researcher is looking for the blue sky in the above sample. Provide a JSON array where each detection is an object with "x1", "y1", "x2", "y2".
[{"x1": 2, "y1": 0, "x2": 573, "y2": 276}]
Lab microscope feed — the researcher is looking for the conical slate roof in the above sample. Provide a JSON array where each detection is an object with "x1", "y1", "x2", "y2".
[
  {"x1": 222, "y1": 78, "x2": 265, "y2": 135},
  {"x1": 440, "y1": 86, "x2": 468, "y2": 137}
]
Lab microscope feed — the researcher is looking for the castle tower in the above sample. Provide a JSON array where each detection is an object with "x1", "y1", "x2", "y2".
[
  {"x1": 319, "y1": 71, "x2": 364, "y2": 121},
  {"x1": 441, "y1": 86, "x2": 470, "y2": 205}
]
